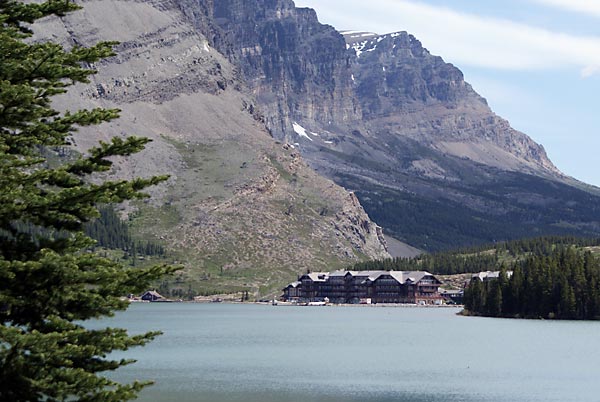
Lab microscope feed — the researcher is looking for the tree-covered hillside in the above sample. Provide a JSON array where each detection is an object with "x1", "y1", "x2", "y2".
[{"x1": 339, "y1": 170, "x2": 600, "y2": 252}]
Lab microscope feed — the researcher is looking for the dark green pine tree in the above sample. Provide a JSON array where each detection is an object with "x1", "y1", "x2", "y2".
[
  {"x1": 486, "y1": 280, "x2": 503, "y2": 316},
  {"x1": 0, "y1": 1, "x2": 177, "y2": 400}
]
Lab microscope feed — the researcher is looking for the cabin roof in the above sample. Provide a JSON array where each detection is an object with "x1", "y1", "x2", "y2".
[{"x1": 142, "y1": 290, "x2": 163, "y2": 298}]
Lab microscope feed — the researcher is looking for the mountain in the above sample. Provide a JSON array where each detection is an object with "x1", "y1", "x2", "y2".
[
  {"x1": 34, "y1": 0, "x2": 389, "y2": 296},
  {"x1": 32, "y1": 0, "x2": 600, "y2": 296},
  {"x1": 201, "y1": 0, "x2": 600, "y2": 251}
]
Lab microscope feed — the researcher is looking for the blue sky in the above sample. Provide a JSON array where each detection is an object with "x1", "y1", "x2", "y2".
[{"x1": 294, "y1": 0, "x2": 600, "y2": 187}]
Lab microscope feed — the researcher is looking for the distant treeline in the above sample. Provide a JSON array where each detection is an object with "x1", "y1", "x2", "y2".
[
  {"x1": 3, "y1": 205, "x2": 165, "y2": 259},
  {"x1": 464, "y1": 248, "x2": 600, "y2": 320},
  {"x1": 84, "y1": 205, "x2": 165, "y2": 257},
  {"x1": 353, "y1": 236, "x2": 600, "y2": 275},
  {"x1": 494, "y1": 236, "x2": 600, "y2": 257}
]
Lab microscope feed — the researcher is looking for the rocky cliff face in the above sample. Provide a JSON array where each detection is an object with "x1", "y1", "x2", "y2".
[
  {"x1": 206, "y1": 2, "x2": 558, "y2": 176},
  {"x1": 35, "y1": 0, "x2": 389, "y2": 296},
  {"x1": 201, "y1": 0, "x2": 360, "y2": 141},
  {"x1": 347, "y1": 31, "x2": 559, "y2": 175},
  {"x1": 199, "y1": 0, "x2": 600, "y2": 251}
]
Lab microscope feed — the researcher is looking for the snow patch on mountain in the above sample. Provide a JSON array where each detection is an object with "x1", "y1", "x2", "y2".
[{"x1": 293, "y1": 122, "x2": 313, "y2": 141}]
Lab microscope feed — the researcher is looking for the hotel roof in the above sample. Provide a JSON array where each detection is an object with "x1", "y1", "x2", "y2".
[{"x1": 302, "y1": 270, "x2": 436, "y2": 285}]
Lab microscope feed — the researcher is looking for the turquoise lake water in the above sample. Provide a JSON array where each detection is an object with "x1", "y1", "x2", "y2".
[{"x1": 98, "y1": 303, "x2": 600, "y2": 402}]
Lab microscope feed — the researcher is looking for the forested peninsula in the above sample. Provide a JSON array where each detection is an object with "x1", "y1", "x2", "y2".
[{"x1": 463, "y1": 248, "x2": 600, "y2": 320}]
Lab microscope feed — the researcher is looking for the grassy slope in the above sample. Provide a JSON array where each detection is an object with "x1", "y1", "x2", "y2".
[{"x1": 128, "y1": 138, "x2": 380, "y2": 297}]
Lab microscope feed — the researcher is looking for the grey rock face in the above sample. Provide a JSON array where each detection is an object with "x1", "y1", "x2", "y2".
[
  {"x1": 207, "y1": 0, "x2": 361, "y2": 141},
  {"x1": 351, "y1": 32, "x2": 477, "y2": 108},
  {"x1": 348, "y1": 32, "x2": 559, "y2": 174}
]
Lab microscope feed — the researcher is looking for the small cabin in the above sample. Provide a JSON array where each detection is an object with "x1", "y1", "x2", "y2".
[{"x1": 140, "y1": 290, "x2": 165, "y2": 302}]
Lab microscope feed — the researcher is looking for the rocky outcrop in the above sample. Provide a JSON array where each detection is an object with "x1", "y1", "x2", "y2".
[{"x1": 205, "y1": 0, "x2": 360, "y2": 141}]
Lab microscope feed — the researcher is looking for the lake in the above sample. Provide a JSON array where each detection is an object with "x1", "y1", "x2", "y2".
[{"x1": 99, "y1": 303, "x2": 600, "y2": 402}]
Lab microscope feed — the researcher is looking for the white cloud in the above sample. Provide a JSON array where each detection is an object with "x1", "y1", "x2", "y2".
[
  {"x1": 530, "y1": 0, "x2": 600, "y2": 17},
  {"x1": 295, "y1": 0, "x2": 600, "y2": 77},
  {"x1": 581, "y1": 65, "x2": 600, "y2": 78}
]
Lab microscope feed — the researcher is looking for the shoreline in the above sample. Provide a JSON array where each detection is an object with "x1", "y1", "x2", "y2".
[
  {"x1": 129, "y1": 299, "x2": 463, "y2": 308},
  {"x1": 268, "y1": 302, "x2": 462, "y2": 308}
]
